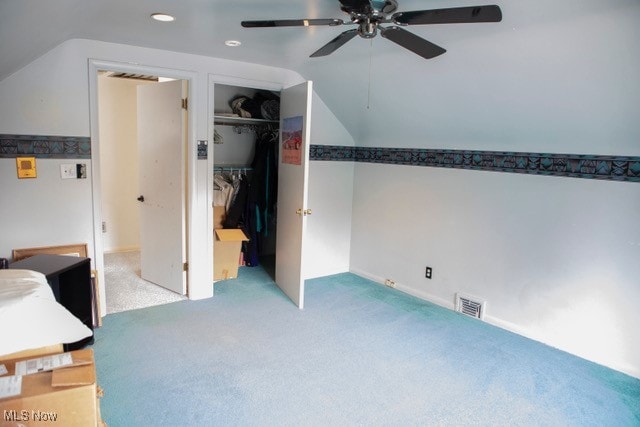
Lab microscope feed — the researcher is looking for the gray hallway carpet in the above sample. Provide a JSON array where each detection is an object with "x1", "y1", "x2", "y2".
[{"x1": 104, "y1": 251, "x2": 185, "y2": 314}]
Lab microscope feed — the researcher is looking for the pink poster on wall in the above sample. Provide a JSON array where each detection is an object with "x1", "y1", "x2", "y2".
[{"x1": 282, "y1": 115, "x2": 303, "y2": 165}]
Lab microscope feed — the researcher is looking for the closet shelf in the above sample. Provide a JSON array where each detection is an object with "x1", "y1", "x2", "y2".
[
  {"x1": 214, "y1": 164, "x2": 253, "y2": 171},
  {"x1": 214, "y1": 115, "x2": 279, "y2": 126}
]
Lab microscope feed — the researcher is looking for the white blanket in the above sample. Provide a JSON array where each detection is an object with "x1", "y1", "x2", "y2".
[{"x1": 0, "y1": 269, "x2": 92, "y2": 356}]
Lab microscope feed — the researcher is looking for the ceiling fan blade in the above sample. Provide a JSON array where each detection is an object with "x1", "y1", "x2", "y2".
[
  {"x1": 242, "y1": 18, "x2": 343, "y2": 28},
  {"x1": 310, "y1": 29, "x2": 359, "y2": 57},
  {"x1": 380, "y1": 26, "x2": 446, "y2": 59},
  {"x1": 392, "y1": 5, "x2": 502, "y2": 25}
]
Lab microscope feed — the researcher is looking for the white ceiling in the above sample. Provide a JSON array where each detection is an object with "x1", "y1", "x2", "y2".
[{"x1": 1, "y1": 0, "x2": 639, "y2": 152}]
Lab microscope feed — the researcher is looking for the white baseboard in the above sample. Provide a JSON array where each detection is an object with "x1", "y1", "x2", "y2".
[{"x1": 349, "y1": 267, "x2": 454, "y2": 310}]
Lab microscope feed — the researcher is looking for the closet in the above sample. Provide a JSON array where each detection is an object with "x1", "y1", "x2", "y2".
[
  {"x1": 212, "y1": 80, "x2": 313, "y2": 309},
  {"x1": 213, "y1": 84, "x2": 281, "y2": 279}
]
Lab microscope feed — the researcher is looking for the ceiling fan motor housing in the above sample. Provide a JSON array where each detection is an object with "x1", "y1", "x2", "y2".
[
  {"x1": 340, "y1": 0, "x2": 397, "y2": 14},
  {"x1": 349, "y1": 0, "x2": 398, "y2": 39}
]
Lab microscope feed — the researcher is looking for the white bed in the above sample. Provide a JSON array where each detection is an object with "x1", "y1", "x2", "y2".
[{"x1": 0, "y1": 269, "x2": 92, "y2": 357}]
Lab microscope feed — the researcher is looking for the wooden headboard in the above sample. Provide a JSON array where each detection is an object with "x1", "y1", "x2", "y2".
[{"x1": 12, "y1": 243, "x2": 88, "y2": 262}]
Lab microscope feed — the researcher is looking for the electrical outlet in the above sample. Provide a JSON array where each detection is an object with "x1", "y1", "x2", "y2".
[{"x1": 425, "y1": 267, "x2": 433, "y2": 279}]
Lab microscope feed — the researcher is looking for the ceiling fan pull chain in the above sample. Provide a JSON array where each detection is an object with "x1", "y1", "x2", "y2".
[{"x1": 367, "y1": 39, "x2": 373, "y2": 110}]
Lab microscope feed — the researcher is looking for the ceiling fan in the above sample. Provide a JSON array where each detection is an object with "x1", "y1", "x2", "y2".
[{"x1": 241, "y1": 0, "x2": 502, "y2": 59}]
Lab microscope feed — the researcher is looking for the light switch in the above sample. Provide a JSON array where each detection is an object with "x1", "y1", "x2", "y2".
[{"x1": 61, "y1": 164, "x2": 76, "y2": 179}]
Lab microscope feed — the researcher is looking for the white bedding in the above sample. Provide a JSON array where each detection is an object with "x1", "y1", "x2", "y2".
[{"x1": 0, "y1": 269, "x2": 92, "y2": 356}]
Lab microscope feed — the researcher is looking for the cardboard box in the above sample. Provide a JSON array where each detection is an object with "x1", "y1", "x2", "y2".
[
  {"x1": 213, "y1": 206, "x2": 226, "y2": 230},
  {"x1": 0, "y1": 344, "x2": 63, "y2": 362},
  {"x1": 214, "y1": 229, "x2": 248, "y2": 281},
  {"x1": 0, "y1": 348, "x2": 100, "y2": 426}
]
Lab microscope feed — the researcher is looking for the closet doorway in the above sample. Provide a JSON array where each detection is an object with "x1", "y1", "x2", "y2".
[
  {"x1": 97, "y1": 72, "x2": 188, "y2": 314},
  {"x1": 213, "y1": 84, "x2": 280, "y2": 280},
  {"x1": 212, "y1": 79, "x2": 313, "y2": 309}
]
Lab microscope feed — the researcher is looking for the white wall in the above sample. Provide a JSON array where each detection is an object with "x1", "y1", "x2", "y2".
[
  {"x1": 299, "y1": 0, "x2": 640, "y2": 152},
  {"x1": 350, "y1": 163, "x2": 640, "y2": 378},
  {"x1": 305, "y1": 93, "x2": 355, "y2": 279},
  {"x1": 0, "y1": 158, "x2": 93, "y2": 254},
  {"x1": 97, "y1": 75, "x2": 149, "y2": 253}
]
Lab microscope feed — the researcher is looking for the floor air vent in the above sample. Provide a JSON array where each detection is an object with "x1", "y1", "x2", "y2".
[{"x1": 455, "y1": 293, "x2": 485, "y2": 320}]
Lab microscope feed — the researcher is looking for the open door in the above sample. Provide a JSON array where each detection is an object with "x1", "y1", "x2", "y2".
[
  {"x1": 275, "y1": 81, "x2": 313, "y2": 309},
  {"x1": 137, "y1": 80, "x2": 187, "y2": 294}
]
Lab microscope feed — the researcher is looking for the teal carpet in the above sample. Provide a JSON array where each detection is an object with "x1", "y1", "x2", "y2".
[{"x1": 93, "y1": 267, "x2": 640, "y2": 426}]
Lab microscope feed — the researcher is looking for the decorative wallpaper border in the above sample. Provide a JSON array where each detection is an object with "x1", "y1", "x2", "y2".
[
  {"x1": 0, "y1": 134, "x2": 91, "y2": 159},
  {"x1": 310, "y1": 145, "x2": 356, "y2": 161},
  {"x1": 310, "y1": 145, "x2": 640, "y2": 183},
  {"x1": 1, "y1": 135, "x2": 208, "y2": 160},
  {"x1": 3, "y1": 135, "x2": 637, "y2": 183}
]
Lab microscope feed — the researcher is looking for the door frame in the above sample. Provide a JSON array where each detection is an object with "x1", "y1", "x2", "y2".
[
  {"x1": 207, "y1": 74, "x2": 282, "y2": 294},
  {"x1": 89, "y1": 60, "x2": 198, "y2": 315}
]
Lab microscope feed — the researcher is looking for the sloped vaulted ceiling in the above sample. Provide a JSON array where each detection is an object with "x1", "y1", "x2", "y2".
[{"x1": 1, "y1": 0, "x2": 639, "y2": 153}]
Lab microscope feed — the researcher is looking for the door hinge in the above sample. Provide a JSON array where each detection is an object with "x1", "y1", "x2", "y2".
[
  {"x1": 183, "y1": 262, "x2": 188, "y2": 272},
  {"x1": 181, "y1": 98, "x2": 188, "y2": 110}
]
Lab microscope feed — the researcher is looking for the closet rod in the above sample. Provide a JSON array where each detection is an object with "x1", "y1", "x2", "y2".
[
  {"x1": 214, "y1": 118, "x2": 279, "y2": 135},
  {"x1": 228, "y1": 124, "x2": 278, "y2": 134},
  {"x1": 213, "y1": 115, "x2": 278, "y2": 126}
]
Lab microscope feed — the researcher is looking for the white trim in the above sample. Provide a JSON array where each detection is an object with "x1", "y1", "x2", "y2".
[
  {"x1": 103, "y1": 246, "x2": 140, "y2": 254},
  {"x1": 348, "y1": 267, "x2": 454, "y2": 310},
  {"x1": 88, "y1": 59, "x2": 199, "y2": 315},
  {"x1": 208, "y1": 74, "x2": 283, "y2": 92}
]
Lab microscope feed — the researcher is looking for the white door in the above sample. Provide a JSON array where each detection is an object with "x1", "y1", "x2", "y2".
[
  {"x1": 137, "y1": 80, "x2": 187, "y2": 294},
  {"x1": 275, "y1": 81, "x2": 313, "y2": 309}
]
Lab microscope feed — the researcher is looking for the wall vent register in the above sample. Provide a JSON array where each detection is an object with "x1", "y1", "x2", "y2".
[{"x1": 455, "y1": 293, "x2": 485, "y2": 320}]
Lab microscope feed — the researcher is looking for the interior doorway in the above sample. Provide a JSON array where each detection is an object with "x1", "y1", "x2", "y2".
[{"x1": 96, "y1": 72, "x2": 188, "y2": 313}]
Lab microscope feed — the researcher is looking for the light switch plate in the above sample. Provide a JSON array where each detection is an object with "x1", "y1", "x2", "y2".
[{"x1": 60, "y1": 164, "x2": 76, "y2": 179}]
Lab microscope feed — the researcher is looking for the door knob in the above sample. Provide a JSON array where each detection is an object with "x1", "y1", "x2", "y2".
[
  {"x1": 137, "y1": 195, "x2": 145, "y2": 202},
  {"x1": 304, "y1": 209, "x2": 312, "y2": 216},
  {"x1": 296, "y1": 208, "x2": 302, "y2": 215}
]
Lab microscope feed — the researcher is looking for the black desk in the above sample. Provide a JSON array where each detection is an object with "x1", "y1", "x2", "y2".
[{"x1": 10, "y1": 254, "x2": 94, "y2": 350}]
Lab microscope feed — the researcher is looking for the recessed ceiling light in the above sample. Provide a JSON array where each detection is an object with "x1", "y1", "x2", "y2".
[
  {"x1": 225, "y1": 40, "x2": 242, "y2": 47},
  {"x1": 151, "y1": 13, "x2": 175, "y2": 22}
]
